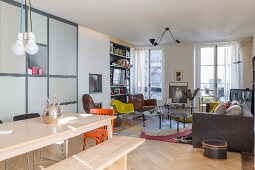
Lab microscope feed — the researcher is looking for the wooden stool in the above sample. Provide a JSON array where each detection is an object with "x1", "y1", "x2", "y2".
[{"x1": 202, "y1": 139, "x2": 227, "y2": 159}]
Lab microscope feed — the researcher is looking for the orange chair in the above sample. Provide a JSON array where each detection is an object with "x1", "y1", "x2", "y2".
[{"x1": 83, "y1": 108, "x2": 114, "y2": 149}]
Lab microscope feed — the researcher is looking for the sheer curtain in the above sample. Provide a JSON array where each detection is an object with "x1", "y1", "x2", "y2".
[
  {"x1": 223, "y1": 41, "x2": 242, "y2": 100},
  {"x1": 130, "y1": 48, "x2": 147, "y2": 95}
]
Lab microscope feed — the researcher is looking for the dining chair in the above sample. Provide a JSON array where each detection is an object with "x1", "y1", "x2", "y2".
[
  {"x1": 83, "y1": 108, "x2": 114, "y2": 150},
  {"x1": 111, "y1": 100, "x2": 134, "y2": 123},
  {"x1": 13, "y1": 113, "x2": 40, "y2": 121},
  {"x1": 0, "y1": 120, "x2": 2, "y2": 124}
]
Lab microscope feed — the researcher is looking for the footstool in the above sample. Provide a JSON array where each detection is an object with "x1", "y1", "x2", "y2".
[{"x1": 202, "y1": 139, "x2": 227, "y2": 159}]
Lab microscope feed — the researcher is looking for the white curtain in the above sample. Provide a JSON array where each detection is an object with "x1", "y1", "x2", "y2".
[
  {"x1": 222, "y1": 41, "x2": 241, "y2": 101},
  {"x1": 130, "y1": 48, "x2": 147, "y2": 95}
]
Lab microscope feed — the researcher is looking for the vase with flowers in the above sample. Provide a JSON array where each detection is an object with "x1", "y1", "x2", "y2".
[{"x1": 182, "y1": 88, "x2": 200, "y2": 111}]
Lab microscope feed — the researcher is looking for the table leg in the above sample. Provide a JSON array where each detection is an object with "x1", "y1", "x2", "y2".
[
  {"x1": 107, "y1": 120, "x2": 113, "y2": 139},
  {"x1": 143, "y1": 114, "x2": 145, "y2": 127},
  {"x1": 177, "y1": 118, "x2": 179, "y2": 133},
  {"x1": 169, "y1": 116, "x2": 172, "y2": 129},
  {"x1": 159, "y1": 115, "x2": 162, "y2": 129},
  {"x1": 64, "y1": 140, "x2": 68, "y2": 158},
  {"x1": 4, "y1": 160, "x2": 7, "y2": 170}
]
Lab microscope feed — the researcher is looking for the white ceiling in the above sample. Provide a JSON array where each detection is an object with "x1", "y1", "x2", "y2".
[{"x1": 27, "y1": 0, "x2": 255, "y2": 46}]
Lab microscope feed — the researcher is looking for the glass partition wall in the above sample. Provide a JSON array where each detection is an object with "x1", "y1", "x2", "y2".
[{"x1": 0, "y1": 0, "x2": 78, "y2": 122}]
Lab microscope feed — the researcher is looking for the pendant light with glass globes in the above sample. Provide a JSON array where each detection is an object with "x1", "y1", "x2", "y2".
[{"x1": 12, "y1": 0, "x2": 38, "y2": 56}]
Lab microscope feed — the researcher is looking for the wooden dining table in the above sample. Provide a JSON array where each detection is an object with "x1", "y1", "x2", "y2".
[{"x1": 0, "y1": 113, "x2": 113, "y2": 161}]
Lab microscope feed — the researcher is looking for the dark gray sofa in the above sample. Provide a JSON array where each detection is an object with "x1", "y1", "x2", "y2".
[{"x1": 192, "y1": 104, "x2": 254, "y2": 153}]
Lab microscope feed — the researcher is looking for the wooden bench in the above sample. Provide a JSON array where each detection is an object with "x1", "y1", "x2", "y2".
[{"x1": 44, "y1": 136, "x2": 145, "y2": 170}]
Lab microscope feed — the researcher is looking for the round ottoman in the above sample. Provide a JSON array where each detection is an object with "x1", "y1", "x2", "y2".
[{"x1": 202, "y1": 139, "x2": 227, "y2": 159}]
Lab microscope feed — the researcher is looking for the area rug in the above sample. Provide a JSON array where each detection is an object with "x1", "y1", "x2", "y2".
[{"x1": 139, "y1": 128, "x2": 192, "y2": 143}]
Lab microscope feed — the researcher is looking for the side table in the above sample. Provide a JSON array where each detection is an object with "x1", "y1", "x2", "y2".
[{"x1": 167, "y1": 113, "x2": 191, "y2": 133}]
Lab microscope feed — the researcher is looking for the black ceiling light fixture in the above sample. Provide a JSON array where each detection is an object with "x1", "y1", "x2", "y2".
[{"x1": 149, "y1": 27, "x2": 180, "y2": 46}]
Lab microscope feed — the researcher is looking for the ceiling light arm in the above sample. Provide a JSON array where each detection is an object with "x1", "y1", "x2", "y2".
[
  {"x1": 168, "y1": 30, "x2": 176, "y2": 41},
  {"x1": 155, "y1": 29, "x2": 167, "y2": 45},
  {"x1": 167, "y1": 29, "x2": 181, "y2": 43}
]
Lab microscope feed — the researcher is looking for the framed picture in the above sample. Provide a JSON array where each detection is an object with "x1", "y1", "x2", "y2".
[
  {"x1": 175, "y1": 70, "x2": 183, "y2": 82},
  {"x1": 169, "y1": 82, "x2": 188, "y2": 104},
  {"x1": 89, "y1": 74, "x2": 102, "y2": 93}
]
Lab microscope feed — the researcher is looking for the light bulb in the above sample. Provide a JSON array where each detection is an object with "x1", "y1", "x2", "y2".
[
  {"x1": 12, "y1": 33, "x2": 25, "y2": 56},
  {"x1": 25, "y1": 32, "x2": 38, "y2": 55}
]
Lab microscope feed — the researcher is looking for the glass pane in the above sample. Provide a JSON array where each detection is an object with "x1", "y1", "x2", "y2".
[
  {"x1": 217, "y1": 46, "x2": 225, "y2": 66},
  {"x1": 32, "y1": 12, "x2": 47, "y2": 45},
  {"x1": 49, "y1": 78, "x2": 77, "y2": 103},
  {"x1": 151, "y1": 83, "x2": 162, "y2": 100},
  {"x1": 28, "y1": 45, "x2": 48, "y2": 75},
  {"x1": 0, "y1": 2, "x2": 26, "y2": 73},
  {"x1": 201, "y1": 66, "x2": 214, "y2": 83},
  {"x1": 28, "y1": 77, "x2": 47, "y2": 114},
  {"x1": 217, "y1": 66, "x2": 225, "y2": 84},
  {"x1": 201, "y1": 83, "x2": 214, "y2": 97},
  {"x1": 144, "y1": 50, "x2": 150, "y2": 85},
  {"x1": 150, "y1": 50, "x2": 163, "y2": 100},
  {"x1": 61, "y1": 103, "x2": 77, "y2": 113},
  {"x1": 150, "y1": 50, "x2": 162, "y2": 83},
  {"x1": 217, "y1": 83, "x2": 225, "y2": 102},
  {"x1": 201, "y1": 47, "x2": 214, "y2": 65},
  {"x1": 49, "y1": 19, "x2": 77, "y2": 75},
  {"x1": 0, "y1": 76, "x2": 26, "y2": 122}
]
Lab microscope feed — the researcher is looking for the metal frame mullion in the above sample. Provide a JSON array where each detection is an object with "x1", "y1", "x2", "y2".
[
  {"x1": 214, "y1": 45, "x2": 218, "y2": 100},
  {"x1": 148, "y1": 49, "x2": 151, "y2": 99}
]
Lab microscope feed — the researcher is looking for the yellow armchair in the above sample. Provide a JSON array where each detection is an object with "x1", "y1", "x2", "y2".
[{"x1": 111, "y1": 100, "x2": 134, "y2": 114}]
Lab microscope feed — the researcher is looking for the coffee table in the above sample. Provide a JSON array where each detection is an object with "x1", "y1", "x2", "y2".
[
  {"x1": 142, "y1": 110, "x2": 164, "y2": 128},
  {"x1": 167, "y1": 113, "x2": 191, "y2": 132}
]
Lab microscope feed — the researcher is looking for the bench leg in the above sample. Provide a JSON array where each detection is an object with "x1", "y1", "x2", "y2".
[
  {"x1": 105, "y1": 155, "x2": 127, "y2": 170},
  {"x1": 64, "y1": 140, "x2": 68, "y2": 158},
  {"x1": 107, "y1": 120, "x2": 113, "y2": 139}
]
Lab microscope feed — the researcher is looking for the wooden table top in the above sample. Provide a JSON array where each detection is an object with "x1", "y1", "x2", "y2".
[{"x1": 0, "y1": 113, "x2": 112, "y2": 161}]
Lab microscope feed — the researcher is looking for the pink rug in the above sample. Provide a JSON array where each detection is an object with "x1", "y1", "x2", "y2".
[{"x1": 139, "y1": 129, "x2": 192, "y2": 143}]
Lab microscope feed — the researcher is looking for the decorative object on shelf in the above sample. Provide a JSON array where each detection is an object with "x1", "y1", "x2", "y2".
[
  {"x1": 32, "y1": 66, "x2": 37, "y2": 75},
  {"x1": 12, "y1": 0, "x2": 38, "y2": 56},
  {"x1": 27, "y1": 68, "x2": 32, "y2": 75},
  {"x1": 42, "y1": 96, "x2": 63, "y2": 124},
  {"x1": 182, "y1": 88, "x2": 200, "y2": 107},
  {"x1": 115, "y1": 59, "x2": 133, "y2": 68},
  {"x1": 89, "y1": 74, "x2": 102, "y2": 93},
  {"x1": 149, "y1": 27, "x2": 181, "y2": 46},
  {"x1": 175, "y1": 70, "x2": 183, "y2": 82},
  {"x1": 38, "y1": 68, "x2": 43, "y2": 75}
]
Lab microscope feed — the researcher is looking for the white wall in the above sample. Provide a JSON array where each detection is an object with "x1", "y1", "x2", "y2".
[
  {"x1": 164, "y1": 44, "x2": 195, "y2": 100},
  {"x1": 78, "y1": 26, "x2": 110, "y2": 113}
]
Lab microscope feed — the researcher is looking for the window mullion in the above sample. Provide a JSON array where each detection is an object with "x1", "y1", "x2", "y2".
[{"x1": 214, "y1": 45, "x2": 218, "y2": 100}]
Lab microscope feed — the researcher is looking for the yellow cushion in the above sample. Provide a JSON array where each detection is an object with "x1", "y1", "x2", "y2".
[
  {"x1": 175, "y1": 116, "x2": 192, "y2": 123},
  {"x1": 209, "y1": 102, "x2": 220, "y2": 113}
]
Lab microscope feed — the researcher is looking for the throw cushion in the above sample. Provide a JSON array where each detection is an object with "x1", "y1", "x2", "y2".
[
  {"x1": 226, "y1": 105, "x2": 242, "y2": 115},
  {"x1": 214, "y1": 103, "x2": 226, "y2": 114},
  {"x1": 231, "y1": 100, "x2": 241, "y2": 106}
]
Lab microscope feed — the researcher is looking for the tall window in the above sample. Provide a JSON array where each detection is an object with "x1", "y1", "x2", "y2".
[
  {"x1": 131, "y1": 49, "x2": 163, "y2": 100},
  {"x1": 198, "y1": 42, "x2": 241, "y2": 102}
]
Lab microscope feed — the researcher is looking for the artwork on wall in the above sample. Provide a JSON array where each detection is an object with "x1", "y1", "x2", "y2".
[
  {"x1": 89, "y1": 74, "x2": 102, "y2": 93},
  {"x1": 169, "y1": 82, "x2": 188, "y2": 104},
  {"x1": 175, "y1": 70, "x2": 183, "y2": 82}
]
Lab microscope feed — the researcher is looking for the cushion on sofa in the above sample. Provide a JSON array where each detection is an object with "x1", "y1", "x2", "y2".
[
  {"x1": 214, "y1": 103, "x2": 226, "y2": 114},
  {"x1": 226, "y1": 105, "x2": 242, "y2": 115},
  {"x1": 231, "y1": 100, "x2": 241, "y2": 106}
]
